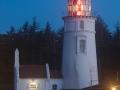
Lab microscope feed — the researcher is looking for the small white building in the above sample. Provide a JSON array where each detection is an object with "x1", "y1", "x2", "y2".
[{"x1": 14, "y1": 49, "x2": 63, "y2": 90}]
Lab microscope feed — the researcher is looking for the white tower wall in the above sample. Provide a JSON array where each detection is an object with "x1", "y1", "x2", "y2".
[{"x1": 62, "y1": 16, "x2": 98, "y2": 89}]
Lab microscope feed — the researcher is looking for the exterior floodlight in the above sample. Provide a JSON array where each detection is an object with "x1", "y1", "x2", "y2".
[{"x1": 29, "y1": 82, "x2": 38, "y2": 89}]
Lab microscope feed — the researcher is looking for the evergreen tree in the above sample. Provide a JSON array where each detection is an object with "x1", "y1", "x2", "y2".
[
  {"x1": 112, "y1": 22, "x2": 120, "y2": 74},
  {"x1": 95, "y1": 16, "x2": 113, "y2": 83},
  {"x1": 7, "y1": 26, "x2": 16, "y2": 35}
]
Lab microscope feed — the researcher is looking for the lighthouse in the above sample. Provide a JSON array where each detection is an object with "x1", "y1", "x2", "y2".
[{"x1": 62, "y1": 0, "x2": 98, "y2": 89}]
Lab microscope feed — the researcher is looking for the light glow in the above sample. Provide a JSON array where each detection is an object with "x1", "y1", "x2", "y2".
[
  {"x1": 76, "y1": 5, "x2": 79, "y2": 11},
  {"x1": 81, "y1": 5, "x2": 83, "y2": 11},
  {"x1": 67, "y1": 0, "x2": 91, "y2": 16},
  {"x1": 77, "y1": 11, "x2": 81, "y2": 15},
  {"x1": 29, "y1": 82, "x2": 37, "y2": 89},
  {"x1": 112, "y1": 87, "x2": 116, "y2": 90},
  {"x1": 77, "y1": 0, "x2": 81, "y2": 4}
]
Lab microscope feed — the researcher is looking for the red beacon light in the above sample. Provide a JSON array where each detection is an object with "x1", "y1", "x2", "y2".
[{"x1": 67, "y1": 0, "x2": 91, "y2": 16}]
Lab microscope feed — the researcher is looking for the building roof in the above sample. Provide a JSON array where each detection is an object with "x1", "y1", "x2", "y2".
[
  {"x1": 20, "y1": 65, "x2": 46, "y2": 78},
  {"x1": 50, "y1": 70, "x2": 63, "y2": 79},
  {"x1": 19, "y1": 65, "x2": 63, "y2": 79}
]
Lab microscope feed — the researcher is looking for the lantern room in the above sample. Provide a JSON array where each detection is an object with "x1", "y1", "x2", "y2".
[{"x1": 67, "y1": 0, "x2": 91, "y2": 16}]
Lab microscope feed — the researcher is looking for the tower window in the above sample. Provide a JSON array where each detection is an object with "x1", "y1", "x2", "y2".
[
  {"x1": 77, "y1": 35, "x2": 87, "y2": 54},
  {"x1": 79, "y1": 40, "x2": 86, "y2": 52},
  {"x1": 52, "y1": 84, "x2": 57, "y2": 90},
  {"x1": 80, "y1": 21, "x2": 84, "y2": 30}
]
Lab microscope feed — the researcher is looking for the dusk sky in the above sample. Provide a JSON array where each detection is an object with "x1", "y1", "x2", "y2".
[{"x1": 0, "y1": 0, "x2": 120, "y2": 34}]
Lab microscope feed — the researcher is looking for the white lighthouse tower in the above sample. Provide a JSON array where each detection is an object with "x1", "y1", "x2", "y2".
[{"x1": 62, "y1": 0, "x2": 98, "y2": 89}]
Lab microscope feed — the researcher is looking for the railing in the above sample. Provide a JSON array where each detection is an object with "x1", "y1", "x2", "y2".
[{"x1": 62, "y1": 11, "x2": 97, "y2": 18}]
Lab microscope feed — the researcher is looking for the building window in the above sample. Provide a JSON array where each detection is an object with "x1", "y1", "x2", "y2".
[
  {"x1": 52, "y1": 84, "x2": 57, "y2": 90},
  {"x1": 79, "y1": 40, "x2": 86, "y2": 52},
  {"x1": 77, "y1": 35, "x2": 87, "y2": 54},
  {"x1": 80, "y1": 21, "x2": 84, "y2": 30}
]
